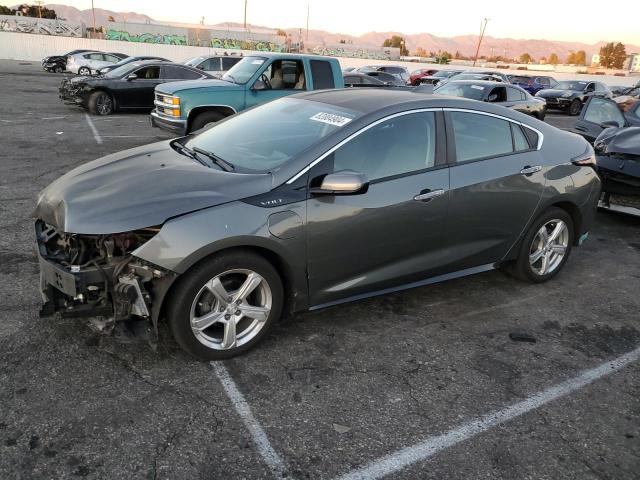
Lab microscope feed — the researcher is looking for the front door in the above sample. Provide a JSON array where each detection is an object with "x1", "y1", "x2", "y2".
[
  {"x1": 306, "y1": 110, "x2": 451, "y2": 306},
  {"x1": 118, "y1": 65, "x2": 162, "y2": 108},
  {"x1": 444, "y1": 110, "x2": 546, "y2": 270}
]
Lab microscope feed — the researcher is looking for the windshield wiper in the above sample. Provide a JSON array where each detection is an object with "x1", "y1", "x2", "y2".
[
  {"x1": 193, "y1": 147, "x2": 235, "y2": 172},
  {"x1": 170, "y1": 140, "x2": 209, "y2": 167}
]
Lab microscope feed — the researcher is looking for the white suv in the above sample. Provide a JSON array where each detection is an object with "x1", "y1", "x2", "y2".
[{"x1": 67, "y1": 52, "x2": 122, "y2": 75}]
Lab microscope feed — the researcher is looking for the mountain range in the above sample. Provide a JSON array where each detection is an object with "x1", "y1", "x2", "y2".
[{"x1": 41, "y1": 4, "x2": 640, "y2": 61}]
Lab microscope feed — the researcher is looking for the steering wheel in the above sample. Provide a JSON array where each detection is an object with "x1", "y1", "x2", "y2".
[{"x1": 260, "y1": 73, "x2": 272, "y2": 90}]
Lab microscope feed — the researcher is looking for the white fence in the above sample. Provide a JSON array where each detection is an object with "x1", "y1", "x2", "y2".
[{"x1": 1, "y1": 31, "x2": 637, "y2": 86}]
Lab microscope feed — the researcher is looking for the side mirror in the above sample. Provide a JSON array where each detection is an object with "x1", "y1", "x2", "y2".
[
  {"x1": 600, "y1": 120, "x2": 621, "y2": 129},
  {"x1": 252, "y1": 79, "x2": 267, "y2": 91},
  {"x1": 310, "y1": 170, "x2": 369, "y2": 196},
  {"x1": 197, "y1": 65, "x2": 204, "y2": 70},
  {"x1": 487, "y1": 93, "x2": 499, "y2": 102},
  {"x1": 126, "y1": 73, "x2": 137, "y2": 81}
]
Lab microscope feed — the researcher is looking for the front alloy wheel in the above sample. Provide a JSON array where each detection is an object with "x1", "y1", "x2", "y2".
[
  {"x1": 190, "y1": 269, "x2": 272, "y2": 351},
  {"x1": 78, "y1": 66, "x2": 91, "y2": 76},
  {"x1": 168, "y1": 251, "x2": 283, "y2": 360}
]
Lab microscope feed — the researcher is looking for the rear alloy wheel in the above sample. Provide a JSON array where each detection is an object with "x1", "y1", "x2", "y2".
[
  {"x1": 510, "y1": 207, "x2": 574, "y2": 283},
  {"x1": 88, "y1": 91, "x2": 114, "y2": 116},
  {"x1": 167, "y1": 251, "x2": 283, "y2": 360},
  {"x1": 54, "y1": 65, "x2": 63, "y2": 73},
  {"x1": 568, "y1": 98, "x2": 582, "y2": 116},
  {"x1": 78, "y1": 66, "x2": 91, "y2": 76}
]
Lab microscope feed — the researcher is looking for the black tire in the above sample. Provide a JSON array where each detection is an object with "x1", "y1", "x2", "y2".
[
  {"x1": 189, "y1": 111, "x2": 225, "y2": 133},
  {"x1": 78, "y1": 67, "x2": 91, "y2": 76},
  {"x1": 568, "y1": 98, "x2": 582, "y2": 116},
  {"x1": 54, "y1": 65, "x2": 64, "y2": 73},
  {"x1": 167, "y1": 251, "x2": 283, "y2": 361},
  {"x1": 88, "y1": 91, "x2": 114, "y2": 116},
  {"x1": 508, "y1": 207, "x2": 574, "y2": 283}
]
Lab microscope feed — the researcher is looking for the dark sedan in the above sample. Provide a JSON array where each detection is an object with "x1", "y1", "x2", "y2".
[
  {"x1": 59, "y1": 61, "x2": 213, "y2": 115},
  {"x1": 34, "y1": 89, "x2": 599, "y2": 360},
  {"x1": 536, "y1": 80, "x2": 612, "y2": 115},
  {"x1": 509, "y1": 75, "x2": 558, "y2": 95},
  {"x1": 418, "y1": 69, "x2": 464, "y2": 85},
  {"x1": 435, "y1": 80, "x2": 547, "y2": 119},
  {"x1": 572, "y1": 96, "x2": 640, "y2": 143},
  {"x1": 343, "y1": 72, "x2": 390, "y2": 87}
]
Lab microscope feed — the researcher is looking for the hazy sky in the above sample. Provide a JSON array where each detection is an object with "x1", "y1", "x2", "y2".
[{"x1": 3, "y1": 0, "x2": 639, "y2": 44}]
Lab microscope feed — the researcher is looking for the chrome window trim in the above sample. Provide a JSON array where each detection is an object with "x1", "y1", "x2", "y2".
[
  {"x1": 285, "y1": 107, "x2": 544, "y2": 185},
  {"x1": 444, "y1": 108, "x2": 544, "y2": 150},
  {"x1": 285, "y1": 108, "x2": 441, "y2": 184}
]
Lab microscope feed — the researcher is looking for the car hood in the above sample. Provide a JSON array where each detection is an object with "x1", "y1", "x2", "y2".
[
  {"x1": 594, "y1": 127, "x2": 640, "y2": 157},
  {"x1": 32, "y1": 140, "x2": 272, "y2": 234},
  {"x1": 157, "y1": 78, "x2": 240, "y2": 94},
  {"x1": 537, "y1": 88, "x2": 579, "y2": 98}
]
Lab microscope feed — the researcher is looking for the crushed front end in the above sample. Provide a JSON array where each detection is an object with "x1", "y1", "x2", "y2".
[
  {"x1": 58, "y1": 77, "x2": 86, "y2": 105},
  {"x1": 35, "y1": 220, "x2": 174, "y2": 335}
]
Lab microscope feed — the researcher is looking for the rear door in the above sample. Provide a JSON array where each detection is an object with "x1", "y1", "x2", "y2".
[
  {"x1": 444, "y1": 110, "x2": 546, "y2": 269},
  {"x1": 504, "y1": 86, "x2": 529, "y2": 114},
  {"x1": 573, "y1": 97, "x2": 627, "y2": 143}
]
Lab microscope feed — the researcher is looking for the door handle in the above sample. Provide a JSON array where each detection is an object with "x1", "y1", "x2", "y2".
[
  {"x1": 520, "y1": 165, "x2": 542, "y2": 175},
  {"x1": 414, "y1": 189, "x2": 445, "y2": 202}
]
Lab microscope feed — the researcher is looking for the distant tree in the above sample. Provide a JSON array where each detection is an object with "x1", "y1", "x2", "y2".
[
  {"x1": 382, "y1": 35, "x2": 409, "y2": 56},
  {"x1": 566, "y1": 50, "x2": 586, "y2": 65},
  {"x1": 599, "y1": 42, "x2": 626, "y2": 69},
  {"x1": 0, "y1": 6, "x2": 11, "y2": 15},
  {"x1": 11, "y1": 4, "x2": 57, "y2": 19},
  {"x1": 548, "y1": 53, "x2": 559, "y2": 65},
  {"x1": 434, "y1": 50, "x2": 452, "y2": 64},
  {"x1": 339, "y1": 39, "x2": 346, "y2": 44},
  {"x1": 519, "y1": 53, "x2": 533, "y2": 64},
  {"x1": 540, "y1": 56, "x2": 547, "y2": 64},
  {"x1": 414, "y1": 47, "x2": 428, "y2": 57},
  {"x1": 107, "y1": 15, "x2": 115, "y2": 22},
  {"x1": 276, "y1": 29, "x2": 287, "y2": 37},
  {"x1": 454, "y1": 50, "x2": 462, "y2": 60}
]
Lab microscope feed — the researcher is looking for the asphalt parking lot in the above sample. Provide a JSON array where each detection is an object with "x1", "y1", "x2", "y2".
[{"x1": 1, "y1": 60, "x2": 639, "y2": 480}]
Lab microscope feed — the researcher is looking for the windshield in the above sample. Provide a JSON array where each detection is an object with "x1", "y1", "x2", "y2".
[
  {"x1": 185, "y1": 56, "x2": 205, "y2": 67},
  {"x1": 557, "y1": 81, "x2": 587, "y2": 91},
  {"x1": 435, "y1": 83, "x2": 487, "y2": 100},
  {"x1": 186, "y1": 98, "x2": 361, "y2": 172},
  {"x1": 104, "y1": 62, "x2": 140, "y2": 78},
  {"x1": 221, "y1": 56, "x2": 267, "y2": 84}
]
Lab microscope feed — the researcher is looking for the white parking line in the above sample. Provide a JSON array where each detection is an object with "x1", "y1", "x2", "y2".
[
  {"x1": 336, "y1": 346, "x2": 640, "y2": 480},
  {"x1": 84, "y1": 113, "x2": 102, "y2": 144},
  {"x1": 212, "y1": 362, "x2": 288, "y2": 478}
]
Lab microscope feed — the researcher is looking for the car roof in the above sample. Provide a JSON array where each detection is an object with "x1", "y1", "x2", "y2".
[
  {"x1": 445, "y1": 80, "x2": 507, "y2": 86},
  {"x1": 241, "y1": 52, "x2": 336, "y2": 62},
  {"x1": 294, "y1": 88, "x2": 520, "y2": 115}
]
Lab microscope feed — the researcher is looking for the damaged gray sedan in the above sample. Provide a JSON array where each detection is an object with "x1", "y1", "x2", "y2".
[{"x1": 34, "y1": 89, "x2": 601, "y2": 360}]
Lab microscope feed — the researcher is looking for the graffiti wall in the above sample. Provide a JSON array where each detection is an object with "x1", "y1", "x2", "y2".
[
  {"x1": 0, "y1": 15, "x2": 83, "y2": 37},
  {"x1": 311, "y1": 44, "x2": 400, "y2": 60},
  {"x1": 105, "y1": 29, "x2": 186, "y2": 45}
]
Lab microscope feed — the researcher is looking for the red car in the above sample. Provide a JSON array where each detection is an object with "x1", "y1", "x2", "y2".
[{"x1": 409, "y1": 68, "x2": 439, "y2": 86}]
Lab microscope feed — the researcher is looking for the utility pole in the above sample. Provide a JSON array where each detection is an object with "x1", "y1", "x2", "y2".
[
  {"x1": 243, "y1": 0, "x2": 248, "y2": 31},
  {"x1": 306, "y1": 3, "x2": 309, "y2": 42},
  {"x1": 91, "y1": 0, "x2": 96, "y2": 32},
  {"x1": 472, "y1": 17, "x2": 489, "y2": 67}
]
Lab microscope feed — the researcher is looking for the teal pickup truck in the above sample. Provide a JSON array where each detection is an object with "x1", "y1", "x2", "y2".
[{"x1": 150, "y1": 53, "x2": 344, "y2": 135}]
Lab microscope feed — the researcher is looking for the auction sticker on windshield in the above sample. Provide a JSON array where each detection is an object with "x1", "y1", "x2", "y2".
[{"x1": 310, "y1": 112, "x2": 353, "y2": 127}]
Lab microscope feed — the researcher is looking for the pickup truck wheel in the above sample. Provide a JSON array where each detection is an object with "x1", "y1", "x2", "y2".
[
  {"x1": 189, "y1": 111, "x2": 225, "y2": 133},
  {"x1": 88, "y1": 91, "x2": 114, "y2": 115}
]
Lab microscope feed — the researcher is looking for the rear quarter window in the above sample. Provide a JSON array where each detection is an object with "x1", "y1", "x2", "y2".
[{"x1": 310, "y1": 60, "x2": 335, "y2": 89}]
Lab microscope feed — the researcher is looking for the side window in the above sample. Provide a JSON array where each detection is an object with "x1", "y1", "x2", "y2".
[
  {"x1": 344, "y1": 76, "x2": 361, "y2": 84},
  {"x1": 585, "y1": 83, "x2": 595, "y2": 92},
  {"x1": 264, "y1": 60, "x2": 305, "y2": 90},
  {"x1": 202, "y1": 58, "x2": 221, "y2": 71},
  {"x1": 310, "y1": 60, "x2": 335, "y2": 89},
  {"x1": 583, "y1": 98, "x2": 625, "y2": 127},
  {"x1": 511, "y1": 124, "x2": 531, "y2": 151},
  {"x1": 104, "y1": 55, "x2": 119, "y2": 63},
  {"x1": 488, "y1": 87, "x2": 507, "y2": 102},
  {"x1": 332, "y1": 112, "x2": 437, "y2": 181},
  {"x1": 507, "y1": 87, "x2": 525, "y2": 101},
  {"x1": 539, "y1": 78, "x2": 550, "y2": 86},
  {"x1": 451, "y1": 112, "x2": 513, "y2": 162},
  {"x1": 162, "y1": 65, "x2": 202, "y2": 80},
  {"x1": 88, "y1": 53, "x2": 103, "y2": 61},
  {"x1": 222, "y1": 57, "x2": 241, "y2": 70},
  {"x1": 134, "y1": 66, "x2": 160, "y2": 80}
]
